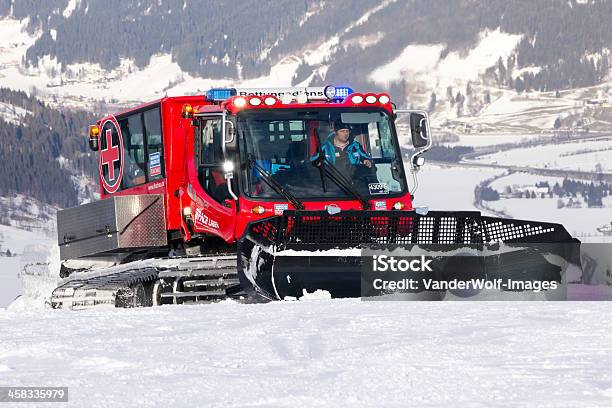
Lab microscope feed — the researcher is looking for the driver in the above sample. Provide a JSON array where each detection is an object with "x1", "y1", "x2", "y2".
[{"x1": 319, "y1": 120, "x2": 372, "y2": 175}]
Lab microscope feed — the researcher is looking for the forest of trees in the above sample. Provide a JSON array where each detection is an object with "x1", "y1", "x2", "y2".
[
  {"x1": 0, "y1": 88, "x2": 95, "y2": 208},
  {"x1": 425, "y1": 145, "x2": 475, "y2": 162},
  {"x1": 553, "y1": 179, "x2": 610, "y2": 207}
]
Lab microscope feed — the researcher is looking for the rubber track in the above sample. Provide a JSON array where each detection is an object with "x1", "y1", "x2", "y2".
[{"x1": 51, "y1": 254, "x2": 241, "y2": 309}]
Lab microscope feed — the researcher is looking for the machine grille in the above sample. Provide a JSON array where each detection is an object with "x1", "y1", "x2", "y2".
[{"x1": 247, "y1": 210, "x2": 575, "y2": 249}]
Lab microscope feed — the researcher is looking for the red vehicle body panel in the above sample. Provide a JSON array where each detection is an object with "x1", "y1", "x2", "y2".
[{"x1": 96, "y1": 93, "x2": 414, "y2": 245}]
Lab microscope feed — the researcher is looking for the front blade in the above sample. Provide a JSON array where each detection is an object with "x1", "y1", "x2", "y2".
[{"x1": 237, "y1": 210, "x2": 581, "y2": 301}]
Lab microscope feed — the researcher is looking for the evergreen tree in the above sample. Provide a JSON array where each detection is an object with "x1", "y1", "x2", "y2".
[
  {"x1": 446, "y1": 86, "x2": 454, "y2": 105},
  {"x1": 428, "y1": 92, "x2": 437, "y2": 113},
  {"x1": 514, "y1": 77, "x2": 525, "y2": 93},
  {"x1": 497, "y1": 57, "x2": 506, "y2": 87},
  {"x1": 484, "y1": 90, "x2": 491, "y2": 104}
]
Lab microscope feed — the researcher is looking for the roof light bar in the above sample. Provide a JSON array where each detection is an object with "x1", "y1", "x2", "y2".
[
  {"x1": 206, "y1": 88, "x2": 237, "y2": 101},
  {"x1": 205, "y1": 85, "x2": 354, "y2": 103}
]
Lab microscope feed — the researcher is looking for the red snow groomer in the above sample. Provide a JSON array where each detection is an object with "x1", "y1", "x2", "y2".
[{"x1": 52, "y1": 86, "x2": 580, "y2": 308}]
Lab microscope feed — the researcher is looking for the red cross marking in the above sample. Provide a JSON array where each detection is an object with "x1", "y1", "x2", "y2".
[{"x1": 101, "y1": 128, "x2": 120, "y2": 181}]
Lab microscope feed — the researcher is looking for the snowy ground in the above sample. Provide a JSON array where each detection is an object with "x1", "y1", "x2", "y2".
[
  {"x1": 473, "y1": 138, "x2": 612, "y2": 173},
  {"x1": 0, "y1": 101, "x2": 31, "y2": 125},
  {"x1": 2, "y1": 301, "x2": 612, "y2": 407},
  {"x1": 486, "y1": 196, "x2": 612, "y2": 242},
  {"x1": 0, "y1": 224, "x2": 56, "y2": 308},
  {"x1": 0, "y1": 256, "x2": 20, "y2": 308},
  {"x1": 410, "y1": 163, "x2": 503, "y2": 213},
  {"x1": 408, "y1": 130, "x2": 611, "y2": 240},
  {"x1": 438, "y1": 133, "x2": 554, "y2": 147}
]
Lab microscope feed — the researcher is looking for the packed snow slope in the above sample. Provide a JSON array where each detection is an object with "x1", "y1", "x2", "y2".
[{"x1": 1, "y1": 300, "x2": 612, "y2": 407}]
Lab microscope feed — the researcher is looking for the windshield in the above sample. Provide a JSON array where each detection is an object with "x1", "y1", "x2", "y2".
[{"x1": 238, "y1": 108, "x2": 406, "y2": 199}]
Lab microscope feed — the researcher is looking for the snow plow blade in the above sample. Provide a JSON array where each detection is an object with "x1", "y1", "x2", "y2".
[{"x1": 237, "y1": 210, "x2": 581, "y2": 301}]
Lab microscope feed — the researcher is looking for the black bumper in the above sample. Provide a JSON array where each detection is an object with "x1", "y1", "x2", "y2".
[{"x1": 237, "y1": 210, "x2": 581, "y2": 301}]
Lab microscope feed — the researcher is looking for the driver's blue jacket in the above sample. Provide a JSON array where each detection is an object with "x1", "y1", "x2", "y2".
[{"x1": 313, "y1": 133, "x2": 371, "y2": 165}]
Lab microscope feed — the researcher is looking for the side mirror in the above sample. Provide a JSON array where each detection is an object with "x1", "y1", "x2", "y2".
[
  {"x1": 224, "y1": 120, "x2": 235, "y2": 145},
  {"x1": 409, "y1": 113, "x2": 429, "y2": 148},
  {"x1": 222, "y1": 118, "x2": 237, "y2": 153},
  {"x1": 393, "y1": 109, "x2": 432, "y2": 196}
]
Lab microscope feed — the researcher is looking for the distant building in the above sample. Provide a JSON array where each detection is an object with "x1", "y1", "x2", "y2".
[
  {"x1": 597, "y1": 222, "x2": 612, "y2": 236},
  {"x1": 515, "y1": 185, "x2": 549, "y2": 195},
  {"x1": 585, "y1": 98, "x2": 607, "y2": 105}
]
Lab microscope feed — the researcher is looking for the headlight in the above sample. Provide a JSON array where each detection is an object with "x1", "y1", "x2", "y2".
[{"x1": 223, "y1": 161, "x2": 234, "y2": 172}]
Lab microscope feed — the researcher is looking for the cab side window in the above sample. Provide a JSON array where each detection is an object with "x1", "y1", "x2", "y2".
[
  {"x1": 120, "y1": 114, "x2": 146, "y2": 189},
  {"x1": 143, "y1": 108, "x2": 164, "y2": 181},
  {"x1": 115, "y1": 106, "x2": 165, "y2": 191}
]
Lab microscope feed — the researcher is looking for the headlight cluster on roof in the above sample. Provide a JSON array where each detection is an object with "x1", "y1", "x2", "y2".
[
  {"x1": 203, "y1": 85, "x2": 392, "y2": 110},
  {"x1": 206, "y1": 85, "x2": 354, "y2": 103}
]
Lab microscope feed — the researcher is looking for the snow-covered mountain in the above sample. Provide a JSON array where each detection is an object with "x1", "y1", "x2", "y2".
[{"x1": 1, "y1": 0, "x2": 612, "y2": 130}]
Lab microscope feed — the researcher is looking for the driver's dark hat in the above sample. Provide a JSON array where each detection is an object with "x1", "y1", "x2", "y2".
[{"x1": 333, "y1": 120, "x2": 349, "y2": 131}]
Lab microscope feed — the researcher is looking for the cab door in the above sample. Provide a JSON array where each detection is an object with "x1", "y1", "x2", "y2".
[{"x1": 183, "y1": 114, "x2": 237, "y2": 242}]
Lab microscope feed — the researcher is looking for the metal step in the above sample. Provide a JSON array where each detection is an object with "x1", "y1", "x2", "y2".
[
  {"x1": 161, "y1": 289, "x2": 227, "y2": 298},
  {"x1": 183, "y1": 278, "x2": 240, "y2": 288},
  {"x1": 157, "y1": 255, "x2": 238, "y2": 279},
  {"x1": 158, "y1": 268, "x2": 237, "y2": 279}
]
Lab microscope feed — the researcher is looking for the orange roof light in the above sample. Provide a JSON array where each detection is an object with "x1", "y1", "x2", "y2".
[
  {"x1": 182, "y1": 104, "x2": 194, "y2": 118},
  {"x1": 89, "y1": 125, "x2": 100, "y2": 138}
]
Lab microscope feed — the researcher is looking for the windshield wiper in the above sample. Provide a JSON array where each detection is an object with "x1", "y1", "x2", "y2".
[
  {"x1": 310, "y1": 129, "x2": 370, "y2": 210},
  {"x1": 310, "y1": 129, "x2": 327, "y2": 193},
  {"x1": 248, "y1": 156, "x2": 305, "y2": 210},
  {"x1": 319, "y1": 156, "x2": 371, "y2": 210}
]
